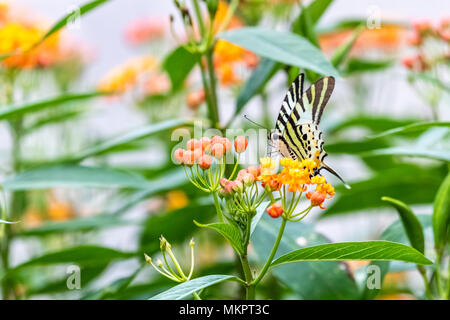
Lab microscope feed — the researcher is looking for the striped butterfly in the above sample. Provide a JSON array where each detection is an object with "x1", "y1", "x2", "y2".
[{"x1": 268, "y1": 73, "x2": 350, "y2": 189}]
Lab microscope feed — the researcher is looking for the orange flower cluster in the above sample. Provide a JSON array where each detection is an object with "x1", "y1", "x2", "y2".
[
  {"x1": 213, "y1": 1, "x2": 258, "y2": 86},
  {"x1": 319, "y1": 24, "x2": 408, "y2": 56},
  {"x1": 0, "y1": 21, "x2": 60, "y2": 69},
  {"x1": 258, "y1": 157, "x2": 335, "y2": 209},
  {"x1": 402, "y1": 18, "x2": 450, "y2": 72},
  {"x1": 174, "y1": 136, "x2": 248, "y2": 168},
  {"x1": 98, "y1": 56, "x2": 165, "y2": 94},
  {"x1": 0, "y1": 2, "x2": 90, "y2": 70}
]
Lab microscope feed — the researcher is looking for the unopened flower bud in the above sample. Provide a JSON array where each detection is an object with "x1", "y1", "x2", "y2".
[
  {"x1": 144, "y1": 253, "x2": 152, "y2": 263},
  {"x1": 246, "y1": 166, "x2": 261, "y2": 179},
  {"x1": 232, "y1": 180, "x2": 243, "y2": 193},
  {"x1": 222, "y1": 138, "x2": 232, "y2": 153},
  {"x1": 267, "y1": 203, "x2": 284, "y2": 218},
  {"x1": 200, "y1": 136, "x2": 211, "y2": 151},
  {"x1": 234, "y1": 136, "x2": 248, "y2": 153},
  {"x1": 183, "y1": 150, "x2": 195, "y2": 167},
  {"x1": 242, "y1": 172, "x2": 255, "y2": 186},
  {"x1": 189, "y1": 238, "x2": 195, "y2": 247},
  {"x1": 307, "y1": 191, "x2": 326, "y2": 208},
  {"x1": 174, "y1": 148, "x2": 185, "y2": 165},
  {"x1": 157, "y1": 259, "x2": 164, "y2": 268},
  {"x1": 193, "y1": 148, "x2": 203, "y2": 162},
  {"x1": 159, "y1": 235, "x2": 171, "y2": 251},
  {"x1": 211, "y1": 143, "x2": 224, "y2": 159},
  {"x1": 199, "y1": 154, "x2": 212, "y2": 170},
  {"x1": 187, "y1": 139, "x2": 201, "y2": 151}
]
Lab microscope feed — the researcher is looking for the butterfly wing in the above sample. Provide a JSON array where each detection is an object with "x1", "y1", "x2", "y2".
[
  {"x1": 270, "y1": 74, "x2": 304, "y2": 158},
  {"x1": 294, "y1": 76, "x2": 335, "y2": 125},
  {"x1": 274, "y1": 73, "x2": 304, "y2": 133}
]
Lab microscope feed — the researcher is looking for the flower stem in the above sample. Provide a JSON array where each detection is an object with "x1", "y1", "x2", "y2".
[
  {"x1": 252, "y1": 217, "x2": 287, "y2": 286},
  {"x1": 212, "y1": 191, "x2": 224, "y2": 223},
  {"x1": 239, "y1": 254, "x2": 255, "y2": 300}
]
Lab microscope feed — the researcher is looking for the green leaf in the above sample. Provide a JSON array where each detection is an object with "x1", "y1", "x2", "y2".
[
  {"x1": 219, "y1": 27, "x2": 339, "y2": 77},
  {"x1": 35, "y1": 0, "x2": 111, "y2": 48},
  {"x1": 361, "y1": 215, "x2": 432, "y2": 299},
  {"x1": 149, "y1": 275, "x2": 238, "y2": 300},
  {"x1": 306, "y1": 0, "x2": 334, "y2": 24},
  {"x1": 361, "y1": 146, "x2": 450, "y2": 162},
  {"x1": 271, "y1": 241, "x2": 432, "y2": 267},
  {"x1": 0, "y1": 92, "x2": 106, "y2": 121},
  {"x1": 381, "y1": 197, "x2": 425, "y2": 253},
  {"x1": 252, "y1": 215, "x2": 360, "y2": 299},
  {"x1": 2, "y1": 165, "x2": 148, "y2": 191},
  {"x1": 324, "y1": 165, "x2": 445, "y2": 216},
  {"x1": 10, "y1": 245, "x2": 133, "y2": 271},
  {"x1": 326, "y1": 115, "x2": 418, "y2": 135},
  {"x1": 331, "y1": 26, "x2": 363, "y2": 67},
  {"x1": 368, "y1": 122, "x2": 450, "y2": 139},
  {"x1": 433, "y1": 173, "x2": 450, "y2": 251},
  {"x1": 82, "y1": 265, "x2": 143, "y2": 300},
  {"x1": 111, "y1": 169, "x2": 187, "y2": 216},
  {"x1": 194, "y1": 221, "x2": 244, "y2": 255},
  {"x1": 17, "y1": 215, "x2": 130, "y2": 237},
  {"x1": 70, "y1": 118, "x2": 190, "y2": 161},
  {"x1": 234, "y1": 58, "x2": 279, "y2": 119},
  {"x1": 0, "y1": 219, "x2": 18, "y2": 224},
  {"x1": 162, "y1": 46, "x2": 199, "y2": 91},
  {"x1": 343, "y1": 58, "x2": 393, "y2": 75}
]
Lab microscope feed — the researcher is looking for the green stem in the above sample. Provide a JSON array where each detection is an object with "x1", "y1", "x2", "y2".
[
  {"x1": 418, "y1": 266, "x2": 434, "y2": 300},
  {"x1": 445, "y1": 255, "x2": 450, "y2": 300},
  {"x1": 205, "y1": 48, "x2": 219, "y2": 128},
  {"x1": 192, "y1": 0, "x2": 206, "y2": 37},
  {"x1": 192, "y1": 291, "x2": 202, "y2": 300},
  {"x1": 212, "y1": 191, "x2": 224, "y2": 223},
  {"x1": 252, "y1": 218, "x2": 287, "y2": 286},
  {"x1": 239, "y1": 254, "x2": 255, "y2": 300},
  {"x1": 435, "y1": 251, "x2": 445, "y2": 298}
]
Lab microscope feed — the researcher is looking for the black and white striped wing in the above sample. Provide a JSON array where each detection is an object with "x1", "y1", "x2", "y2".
[
  {"x1": 296, "y1": 76, "x2": 335, "y2": 125},
  {"x1": 274, "y1": 73, "x2": 304, "y2": 133}
]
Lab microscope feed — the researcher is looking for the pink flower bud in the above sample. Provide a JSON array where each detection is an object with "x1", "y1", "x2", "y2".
[
  {"x1": 198, "y1": 155, "x2": 212, "y2": 170},
  {"x1": 174, "y1": 148, "x2": 185, "y2": 164},
  {"x1": 246, "y1": 166, "x2": 261, "y2": 179},
  {"x1": 193, "y1": 148, "x2": 203, "y2": 162},
  {"x1": 200, "y1": 137, "x2": 211, "y2": 151},
  {"x1": 222, "y1": 138, "x2": 232, "y2": 153},
  {"x1": 183, "y1": 150, "x2": 195, "y2": 167},
  {"x1": 242, "y1": 172, "x2": 255, "y2": 186},
  {"x1": 211, "y1": 143, "x2": 225, "y2": 159},
  {"x1": 234, "y1": 136, "x2": 248, "y2": 153},
  {"x1": 187, "y1": 139, "x2": 201, "y2": 151}
]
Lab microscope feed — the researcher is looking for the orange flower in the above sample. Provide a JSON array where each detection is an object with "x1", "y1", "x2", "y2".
[
  {"x1": 0, "y1": 22, "x2": 60, "y2": 69},
  {"x1": 319, "y1": 24, "x2": 408, "y2": 56},
  {"x1": 98, "y1": 56, "x2": 159, "y2": 93},
  {"x1": 212, "y1": 1, "x2": 258, "y2": 86},
  {"x1": 267, "y1": 202, "x2": 284, "y2": 218}
]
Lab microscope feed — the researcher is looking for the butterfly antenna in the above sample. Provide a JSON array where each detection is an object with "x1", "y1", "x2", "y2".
[
  {"x1": 244, "y1": 115, "x2": 268, "y2": 129},
  {"x1": 321, "y1": 163, "x2": 351, "y2": 189}
]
